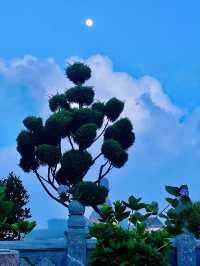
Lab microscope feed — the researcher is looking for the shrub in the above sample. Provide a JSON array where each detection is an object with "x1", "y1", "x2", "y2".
[
  {"x1": 88, "y1": 196, "x2": 170, "y2": 266},
  {"x1": 0, "y1": 173, "x2": 36, "y2": 240}
]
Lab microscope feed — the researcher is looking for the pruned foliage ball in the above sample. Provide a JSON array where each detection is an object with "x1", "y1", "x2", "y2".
[
  {"x1": 36, "y1": 144, "x2": 60, "y2": 166},
  {"x1": 45, "y1": 110, "x2": 73, "y2": 140},
  {"x1": 71, "y1": 181, "x2": 108, "y2": 206},
  {"x1": 17, "y1": 131, "x2": 35, "y2": 157},
  {"x1": 66, "y1": 62, "x2": 91, "y2": 85},
  {"x1": 19, "y1": 157, "x2": 38, "y2": 173},
  {"x1": 104, "y1": 118, "x2": 135, "y2": 149},
  {"x1": 23, "y1": 116, "x2": 43, "y2": 133},
  {"x1": 61, "y1": 150, "x2": 93, "y2": 184},
  {"x1": 73, "y1": 123, "x2": 97, "y2": 150},
  {"x1": 49, "y1": 93, "x2": 70, "y2": 112},
  {"x1": 102, "y1": 139, "x2": 128, "y2": 168},
  {"x1": 93, "y1": 110, "x2": 104, "y2": 128},
  {"x1": 92, "y1": 102, "x2": 105, "y2": 113},
  {"x1": 105, "y1": 97, "x2": 124, "y2": 121},
  {"x1": 55, "y1": 168, "x2": 69, "y2": 185},
  {"x1": 65, "y1": 86, "x2": 94, "y2": 106},
  {"x1": 71, "y1": 108, "x2": 104, "y2": 132}
]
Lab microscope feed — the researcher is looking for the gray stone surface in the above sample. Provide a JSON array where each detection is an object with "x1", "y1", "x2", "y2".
[
  {"x1": 176, "y1": 232, "x2": 196, "y2": 266},
  {"x1": 0, "y1": 241, "x2": 68, "y2": 266},
  {"x1": 0, "y1": 249, "x2": 19, "y2": 266}
]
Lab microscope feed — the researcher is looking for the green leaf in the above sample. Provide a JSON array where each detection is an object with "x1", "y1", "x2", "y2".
[
  {"x1": 125, "y1": 196, "x2": 145, "y2": 211},
  {"x1": 99, "y1": 204, "x2": 114, "y2": 223},
  {"x1": 165, "y1": 186, "x2": 180, "y2": 196},
  {"x1": 145, "y1": 201, "x2": 159, "y2": 215},
  {"x1": 167, "y1": 208, "x2": 177, "y2": 219},
  {"x1": 129, "y1": 212, "x2": 145, "y2": 224}
]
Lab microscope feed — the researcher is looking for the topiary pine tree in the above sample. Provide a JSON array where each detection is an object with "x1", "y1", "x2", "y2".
[{"x1": 16, "y1": 62, "x2": 135, "y2": 213}]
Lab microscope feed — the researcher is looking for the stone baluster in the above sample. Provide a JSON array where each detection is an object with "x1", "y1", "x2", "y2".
[
  {"x1": 0, "y1": 249, "x2": 19, "y2": 266},
  {"x1": 67, "y1": 200, "x2": 86, "y2": 266}
]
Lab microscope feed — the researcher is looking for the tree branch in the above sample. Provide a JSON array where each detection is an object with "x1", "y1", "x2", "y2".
[
  {"x1": 94, "y1": 119, "x2": 109, "y2": 143},
  {"x1": 34, "y1": 170, "x2": 68, "y2": 208},
  {"x1": 95, "y1": 160, "x2": 113, "y2": 185},
  {"x1": 48, "y1": 167, "x2": 57, "y2": 190},
  {"x1": 68, "y1": 136, "x2": 75, "y2": 150},
  {"x1": 99, "y1": 163, "x2": 113, "y2": 183},
  {"x1": 92, "y1": 205, "x2": 102, "y2": 216},
  {"x1": 51, "y1": 165, "x2": 57, "y2": 184},
  {"x1": 92, "y1": 153, "x2": 102, "y2": 164}
]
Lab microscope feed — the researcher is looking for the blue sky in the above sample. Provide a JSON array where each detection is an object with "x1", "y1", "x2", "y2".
[{"x1": 0, "y1": 1, "x2": 200, "y2": 228}]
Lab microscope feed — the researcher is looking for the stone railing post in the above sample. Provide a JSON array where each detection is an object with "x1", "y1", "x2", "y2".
[
  {"x1": 176, "y1": 232, "x2": 196, "y2": 266},
  {"x1": 67, "y1": 200, "x2": 86, "y2": 266}
]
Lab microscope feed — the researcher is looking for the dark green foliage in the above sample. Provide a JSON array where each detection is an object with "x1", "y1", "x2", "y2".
[
  {"x1": 23, "y1": 116, "x2": 43, "y2": 133},
  {"x1": 61, "y1": 150, "x2": 92, "y2": 184},
  {"x1": 65, "y1": 86, "x2": 94, "y2": 106},
  {"x1": 73, "y1": 123, "x2": 97, "y2": 150},
  {"x1": 55, "y1": 168, "x2": 69, "y2": 185},
  {"x1": 70, "y1": 108, "x2": 94, "y2": 132},
  {"x1": 49, "y1": 93, "x2": 70, "y2": 112},
  {"x1": 161, "y1": 185, "x2": 193, "y2": 236},
  {"x1": 36, "y1": 144, "x2": 60, "y2": 166},
  {"x1": 45, "y1": 110, "x2": 73, "y2": 140},
  {"x1": 71, "y1": 181, "x2": 108, "y2": 206},
  {"x1": 102, "y1": 139, "x2": 128, "y2": 168},
  {"x1": 165, "y1": 186, "x2": 180, "y2": 197},
  {"x1": 0, "y1": 173, "x2": 36, "y2": 240},
  {"x1": 17, "y1": 130, "x2": 35, "y2": 157},
  {"x1": 92, "y1": 102, "x2": 105, "y2": 113},
  {"x1": 187, "y1": 202, "x2": 200, "y2": 238},
  {"x1": 19, "y1": 157, "x2": 38, "y2": 173},
  {"x1": 92, "y1": 110, "x2": 104, "y2": 128},
  {"x1": 0, "y1": 173, "x2": 31, "y2": 224},
  {"x1": 11, "y1": 220, "x2": 36, "y2": 238},
  {"x1": 162, "y1": 185, "x2": 200, "y2": 238},
  {"x1": 104, "y1": 97, "x2": 124, "y2": 121},
  {"x1": 88, "y1": 196, "x2": 170, "y2": 266},
  {"x1": 17, "y1": 130, "x2": 38, "y2": 172},
  {"x1": 89, "y1": 224, "x2": 170, "y2": 266},
  {"x1": 0, "y1": 185, "x2": 13, "y2": 224},
  {"x1": 17, "y1": 61, "x2": 135, "y2": 210},
  {"x1": 104, "y1": 118, "x2": 135, "y2": 149},
  {"x1": 66, "y1": 62, "x2": 91, "y2": 84},
  {"x1": 70, "y1": 108, "x2": 104, "y2": 132}
]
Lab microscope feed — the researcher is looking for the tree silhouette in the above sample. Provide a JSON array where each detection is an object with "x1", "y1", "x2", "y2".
[{"x1": 16, "y1": 62, "x2": 135, "y2": 212}]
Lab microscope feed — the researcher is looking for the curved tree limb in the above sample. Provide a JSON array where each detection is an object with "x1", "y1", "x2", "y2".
[
  {"x1": 34, "y1": 170, "x2": 68, "y2": 208},
  {"x1": 68, "y1": 136, "x2": 75, "y2": 150},
  {"x1": 94, "y1": 119, "x2": 109, "y2": 143},
  {"x1": 51, "y1": 165, "x2": 57, "y2": 184},
  {"x1": 47, "y1": 167, "x2": 57, "y2": 191},
  {"x1": 95, "y1": 160, "x2": 113, "y2": 185},
  {"x1": 92, "y1": 153, "x2": 102, "y2": 164},
  {"x1": 92, "y1": 205, "x2": 102, "y2": 216}
]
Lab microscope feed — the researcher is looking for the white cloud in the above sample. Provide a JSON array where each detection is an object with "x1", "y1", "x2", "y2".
[
  {"x1": 0, "y1": 53, "x2": 198, "y2": 159},
  {"x1": 0, "y1": 54, "x2": 183, "y2": 131}
]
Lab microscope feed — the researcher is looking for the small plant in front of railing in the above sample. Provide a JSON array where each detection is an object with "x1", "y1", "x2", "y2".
[
  {"x1": 159, "y1": 185, "x2": 200, "y2": 238},
  {"x1": 88, "y1": 196, "x2": 170, "y2": 266}
]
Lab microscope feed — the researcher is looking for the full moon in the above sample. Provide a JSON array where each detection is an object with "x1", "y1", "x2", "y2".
[{"x1": 85, "y1": 18, "x2": 94, "y2": 27}]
